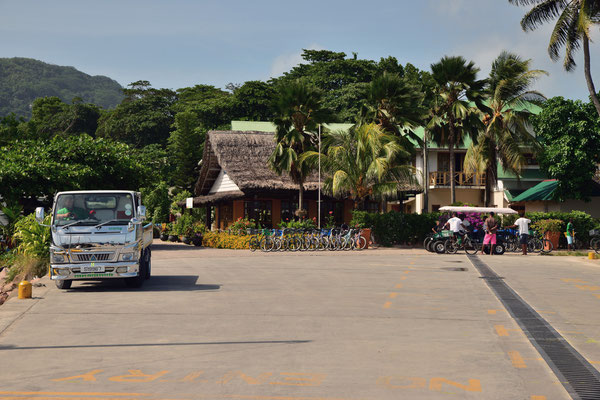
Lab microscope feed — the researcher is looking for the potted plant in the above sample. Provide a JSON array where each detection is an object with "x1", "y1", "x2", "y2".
[
  {"x1": 532, "y1": 219, "x2": 563, "y2": 251},
  {"x1": 159, "y1": 223, "x2": 169, "y2": 241},
  {"x1": 192, "y1": 221, "x2": 206, "y2": 247},
  {"x1": 350, "y1": 211, "x2": 373, "y2": 249},
  {"x1": 166, "y1": 223, "x2": 178, "y2": 242}
]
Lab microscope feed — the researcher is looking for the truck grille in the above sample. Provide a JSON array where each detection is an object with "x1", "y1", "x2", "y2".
[{"x1": 73, "y1": 253, "x2": 114, "y2": 262}]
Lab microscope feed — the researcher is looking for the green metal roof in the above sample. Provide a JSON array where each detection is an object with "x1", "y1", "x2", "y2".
[{"x1": 512, "y1": 179, "x2": 558, "y2": 202}]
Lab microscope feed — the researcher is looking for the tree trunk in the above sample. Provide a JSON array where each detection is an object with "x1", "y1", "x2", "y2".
[
  {"x1": 448, "y1": 123, "x2": 456, "y2": 204},
  {"x1": 298, "y1": 183, "x2": 304, "y2": 213},
  {"x1": 583, "y1": 35, "x2": 600, "y2": 118}
]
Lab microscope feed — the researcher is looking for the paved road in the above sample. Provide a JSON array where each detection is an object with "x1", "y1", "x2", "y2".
[{"x1": 0, "y1": 242, "x2": 598, "y2": 400}]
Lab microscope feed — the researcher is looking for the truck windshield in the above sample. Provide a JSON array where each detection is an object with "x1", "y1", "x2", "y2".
[{"x1": 53, "y1": 193, "x2": 135, "y2": 226}]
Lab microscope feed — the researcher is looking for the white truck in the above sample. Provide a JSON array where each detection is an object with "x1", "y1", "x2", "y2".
[{"x1": 36, "y1": 190, "x2": 153, "y2": 289}]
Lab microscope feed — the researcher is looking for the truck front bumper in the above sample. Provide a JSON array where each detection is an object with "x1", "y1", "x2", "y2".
[{"x1": 50, "y1": 262, "x2": 140, "y2": 280}]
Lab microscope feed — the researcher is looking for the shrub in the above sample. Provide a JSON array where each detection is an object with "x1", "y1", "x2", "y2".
[
  {"x1": 526, "y1": 211, "x2": 597, "y2": 244},
  {"x1": 4, "y1": 254, "x2": 48, "y2": 283},
  {"x1": 279, "y1": 219, "x2": 316, "y2": 230},
  {"x1": 202, "y1": 232, "x2": 251, "y2": 249},
  {"x1": 228, "y1": 218, "x2": 256, "y2": 235},
  {"x1": 173, "y1": 213, "x2": 194, "y2": 236},
  {"x1": 531, "y1": 219, "x2": 563, "y2": 233},
  {"x1": 350, "y1": 211, "x2": 439, "y2": 247},
  {"x1": 12, "y1": 214, "x2": 51, "y2": 259}
]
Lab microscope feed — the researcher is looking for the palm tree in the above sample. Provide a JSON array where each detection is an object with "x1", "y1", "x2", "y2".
[
  {"x1": 509, "y1": 0, "x2": 600, "y2": 117},
  {"x1": 464, "y1": 51, "x2": 547, "y2": 206},
  {"x1": 300, "y1": 123, "x2": 416, "y2": 209},
  {"x1": 429, "y1": 56, "x2": 486, "y2": 204},
  {"x1": 269, "y1": 79, "x2": 334, "y2": 216}
]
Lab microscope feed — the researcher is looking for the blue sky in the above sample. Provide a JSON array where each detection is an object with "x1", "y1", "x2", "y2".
[{"x1": 1, "y1": 0, "x2": 599, "y2": 100}]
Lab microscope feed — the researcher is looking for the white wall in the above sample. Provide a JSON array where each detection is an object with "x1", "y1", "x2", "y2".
[{"x1": 208, "y1": 170, "x2": 241, "y2": 194}]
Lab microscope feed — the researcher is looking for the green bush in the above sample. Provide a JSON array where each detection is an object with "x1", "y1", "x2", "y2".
[
  {"x1": 12, "y1": 214, "x2": 51, "y2": 259},
  {"x1": 279, "y1": 219, "x2": 316, "y2": 230},
  {"x1": 351, "y1": 211, "x2": 439, "y2": 247},
  {"x1": 4, "y1": 254, "x2": 48, "y2": 283},
  {"x1": 525, "y1": 211, "x2": 597, "y2": 243},
  {"x1": 173, "y1": 213, "x2": 194, "y2": 236}
]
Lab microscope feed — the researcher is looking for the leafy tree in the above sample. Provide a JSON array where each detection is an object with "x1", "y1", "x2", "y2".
[
  {"x1": 232, "y1": 81, "x2": 276, "y2": 121},
  {"x1": 168, "y1": 110, "x2": 205, "y2": 191},
  {"x1": 509, "y1": 0, "x2": 600, "y2": 117},
  {"x1": 465, "y1": 51, "x2": 547, "y2": 205},
  {"x1": 532, "y1": 96, "x2": 600, "y2": 201},
  {"x1": 96, "y1": 81, "x2": 177, "y2": 147},
  {"x1": 142, "y1": 181, "x2": 171, "y2": 223},
  {"x1": 0, "y1": 113, "x2": 26, "y2": 145},
  {"x1": 429, "y1": 56, "x2": 486, "y2": 204},
  {"x1": 174, "y1": 84, "x2": 234, "y2": 130},
  {"x1": 269, "y1": 79, "x2": 335, "y2": 214},
  {"x1": 301, "y1": 123, "x2": 415, "y2": 209},
  {"x1": 0, "y1": 135, "x2": 154, "y2": 207}
]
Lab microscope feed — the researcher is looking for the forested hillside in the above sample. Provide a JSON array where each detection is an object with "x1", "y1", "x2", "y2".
[{"x1": 0, "y1": 57, "x2": 124, "y2": 116}]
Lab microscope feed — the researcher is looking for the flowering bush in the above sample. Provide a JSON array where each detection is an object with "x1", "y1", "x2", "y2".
[
  {"x1": 462, "y1": 213, "x2": 485, "y2": 230},
  {"x1": 228, "y1": 217, "x2": 256, "y2": 235},
  {"x1": 202, "y1": 232, "x2": 251, "y2": 249}
]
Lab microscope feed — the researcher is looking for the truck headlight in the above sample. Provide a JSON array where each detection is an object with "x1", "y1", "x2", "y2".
[
  {"x1": 120, "y1": 252, "x2": 137, "y2": 261},
  {"x1": 51, "y1": 252, "x2": 67, "y2": 263}
]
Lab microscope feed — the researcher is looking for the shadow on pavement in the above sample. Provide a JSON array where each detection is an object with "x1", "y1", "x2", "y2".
[
  {"x1": 151, "y1": 243, "x2": 204, "y2": 251},
  {"x1": 0, "y1": 339, "x2": 311, "y2": 351},
  {"x1": 65, "y1": 275, "x2": 221, "y2": 292}
]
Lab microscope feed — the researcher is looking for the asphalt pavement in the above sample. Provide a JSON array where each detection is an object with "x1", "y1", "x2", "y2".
[{"x1": 1, "y1": 242, "x2": 598, "y2": 400}]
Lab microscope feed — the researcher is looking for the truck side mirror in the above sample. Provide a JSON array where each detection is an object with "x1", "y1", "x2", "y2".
[
  {"x1": 35, "y1": 207, "x2": 45, "y2": 224},
  {"x1": 137, "y1": 205, "x2": 147, "y2": 221}
]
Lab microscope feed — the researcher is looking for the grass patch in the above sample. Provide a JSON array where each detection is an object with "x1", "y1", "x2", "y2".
[
  {"x1": 3, "y1": 254, "x2": 48, "y2": 283},
  {"x1": 552, "y1": 251, "x2": 595, "y2": 257}
]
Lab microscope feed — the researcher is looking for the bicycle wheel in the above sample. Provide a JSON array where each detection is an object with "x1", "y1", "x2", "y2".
[
  {"x1": 593, "y1": 238, "x2": 600, "y2": 254},
  {"x1": 356, "y1": 236, "x2": 367, "y2": 250},
  {"x1": 289, "y1": 237, "x2": 301, "y2": 252},
  {"x1": 464, "y1": 238, "x2": 479, "y2": 255},
  {"x1": 249, "y1": 236, "x2": 258, "y2": 251},
  {"x1": 260, "y1": 237, "x2": 273, "y2": 252},
  {"x1": 540, "y1": 239, "x2": 553, "y2": 254},
  {"x1": 444, "y1": 239, "x2": 458, "y2": 254}
]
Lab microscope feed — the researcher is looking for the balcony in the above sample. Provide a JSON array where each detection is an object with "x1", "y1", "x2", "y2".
[{"x1": 429, "y1": 171, "x2": 486, "y2": 188}]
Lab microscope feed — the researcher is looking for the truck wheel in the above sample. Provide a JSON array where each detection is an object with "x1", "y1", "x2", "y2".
[
  {"x1": 125, "y1": 252, "x2": 146, "y2": 288},
  {"x1": 55, "y1": 280, "x2": 72, "y2": 290}
]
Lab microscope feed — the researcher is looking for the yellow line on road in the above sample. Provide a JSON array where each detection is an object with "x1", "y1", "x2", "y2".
[
  {"x1": 383, "y1": 301, "x2": 392, "y2": 309},
  {"x1": 508, "y1": 351, "x2": 527, "y2": 368},
  {"x1": 389, "y1": 293, "x2": 398, "y2": 299},
  {"x1": 0, "y1": 393, "x2": 148, "y2": 397},
  {"x1": 395, "y1": 283, "x2": 403, "y2": 289},
  {"x1": 530, "y1": 396, "x2": 546, "y2": 400},
  {"x1": 494, "y1": 325, "x2": 509, "y2": 337}
]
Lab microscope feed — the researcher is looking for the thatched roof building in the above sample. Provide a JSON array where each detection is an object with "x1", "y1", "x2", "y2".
[{"x1": 189, "y1": 130, "x2": 420, "y2": 229}]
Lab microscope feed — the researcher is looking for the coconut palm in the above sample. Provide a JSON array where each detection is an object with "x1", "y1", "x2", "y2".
[
  {"x1": 464, "y1": 51, "x2": 547, "y2": 206},
  {"x1": 269, "y1": 79, "x2": 334, "y2": 215},
  {"x1": 509, "y1": 0, "x2": 600, "y2": 116},
  {"x1": 300, "y1": 123, "x2": 416, "y2": 209},
  {"x1": 429, "y1": 56, "x2": 486, "y2": 204},
  {"x1": 361, "y1": 71, "x2": 426, "y2": 137}
]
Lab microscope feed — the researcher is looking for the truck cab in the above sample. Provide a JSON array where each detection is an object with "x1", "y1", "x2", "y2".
[{"x1": 36, "y1": 190, "x2": 153, "y2": 289}]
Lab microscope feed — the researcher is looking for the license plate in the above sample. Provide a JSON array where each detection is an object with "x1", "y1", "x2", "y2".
[{"x1": 81, "y1": 265, "x2": 105, "y2": 273}]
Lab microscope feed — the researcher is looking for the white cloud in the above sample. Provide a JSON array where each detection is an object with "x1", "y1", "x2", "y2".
[{"x1": 269, "y1": 44, "x2": 324, "y2": 78}]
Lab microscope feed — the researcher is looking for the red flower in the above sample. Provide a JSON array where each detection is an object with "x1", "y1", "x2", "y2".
[{"x1": 329, "y1": 211, "x2": 333, "y2": 215}]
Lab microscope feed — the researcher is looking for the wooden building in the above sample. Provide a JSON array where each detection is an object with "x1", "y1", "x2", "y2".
[{"x1": 190, "y1": 130, "x2": 359, "y2": 229}]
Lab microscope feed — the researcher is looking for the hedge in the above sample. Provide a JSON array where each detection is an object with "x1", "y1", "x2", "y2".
[
  {"x1": 351, "y1": 211, "x2": 440, "y2": 247},
  {"x1": 202, "y1": 232, "x2": 251, "y2": 249}
]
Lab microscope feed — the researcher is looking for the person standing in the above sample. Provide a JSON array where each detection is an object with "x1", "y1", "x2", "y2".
[
  {"x1": 483, "y1": 212, "x2": 498, "y2": 256},
  {"x1": 566, "y1": 218, "x2": 575, "y2": 251},
  {"x1": 509, "y1": 211, "x2": 531, "y2": 255}
]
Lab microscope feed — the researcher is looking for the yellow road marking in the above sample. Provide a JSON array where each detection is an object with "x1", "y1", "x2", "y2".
[
  {"x1": 594, "y1": 294, "x2": 600, "y2": 299},
  {"x1": 561, "y1": 278, "x2": 589, "y2": 284},
  {"x1": 508, "y1": 351, "x2": 527, "y2": 368},
  {"x1": 383, "y1": 301, "x2": 392, "y2": 309},
  {"x1": 395, "y1": 283, "x2": 403, "y2": 289},
  {"x1": 494, "y1": 325, "x2": 509, "y2": 337},
  {"x1": 389, "y1": 293, "x2": 398, "y2": 299},
  {"x1": 531, "y1": 396, "x2": 546, "y2": 400},
  {"x1": 0, "y1": 392, "x2": 148, "y2": 397},
  {"x1": 399, "y1": 276, "x2": 407, "y2": 280},
  {"x1": 575, "y1": 284, "x2": 600, "y2": 291}
]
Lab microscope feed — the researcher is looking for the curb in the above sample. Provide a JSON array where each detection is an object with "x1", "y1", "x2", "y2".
[{"x1": 0, "y1": 274, "x2": 52, "y2": 336}]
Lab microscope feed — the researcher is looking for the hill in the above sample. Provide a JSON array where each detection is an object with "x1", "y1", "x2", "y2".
[{"x1": 0, "y1": 58, "x2": 124, "y2": 117}]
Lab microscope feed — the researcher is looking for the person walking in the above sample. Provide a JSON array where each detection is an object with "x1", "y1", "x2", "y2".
[
  {"x1": 566, "y1": 218, "x2": 575, "y2": 251},
  {"x1": 483, "y1": 212, "x2": 498, "y2": 255},
  {"x1": 509, "y1": 211, "x2": 531, "y2": 255}
]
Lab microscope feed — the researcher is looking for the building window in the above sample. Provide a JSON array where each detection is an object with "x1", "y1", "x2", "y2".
[
  {"x1": 432, "y1": 205, "x2": 441, "y2": 212},
  {"x1": 365, "y1": 201, "x2": 380, "y2": 213},
  {"x1": 244, "y1": 200, "x2": 272, "y2": 228},
  {"x1": 219, "y1": 203, "x2": 233, "y2": 229},
  {"x1": 281, "y1": 200, "x2": 298, "y2": 223}
]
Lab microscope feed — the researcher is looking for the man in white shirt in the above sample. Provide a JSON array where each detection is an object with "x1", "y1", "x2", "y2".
[
  {"x1": 509, "y1": 211, "x2": 531, "y2": 255},
  {"x1": 444, "y1": 212, "x2": 466, "y2": 243}
]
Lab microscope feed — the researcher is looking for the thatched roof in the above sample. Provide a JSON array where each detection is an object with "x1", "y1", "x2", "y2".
[{"x1": 194, "y1": 130, "x2": 321, "y2": 197}]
